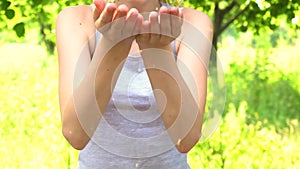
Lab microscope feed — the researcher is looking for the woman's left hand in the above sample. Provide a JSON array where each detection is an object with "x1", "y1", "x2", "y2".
[{"x1": 136, "y1": 6, "x2": 183, "y2": 50}]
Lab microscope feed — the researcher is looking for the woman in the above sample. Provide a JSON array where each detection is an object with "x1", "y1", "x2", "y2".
[{"x1": 56, "y1": 0, "x2": 212, "y2": 168}]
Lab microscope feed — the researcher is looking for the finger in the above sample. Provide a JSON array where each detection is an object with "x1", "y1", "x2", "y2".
[
  {"x1": 159, "y1": 6, "x2": 171, "y2": 37},
  {"x1": 113, "y1": 4, "x2": 128, "y2": 20},
  {"x1": 170, "y1": 7, "x2": 182, "y2": 37},
  {"x1": 159, "y1": 6, "x2": 169, "y2": 15},
  {"x1": 93, "y1": 0, "x2": 105, "y2": 9},
  {"x1": 93, "y1": 0, "x2": 105, "y2": 21},
  {"x1": 170, "y1": 7, "x2": 183, "y2": 24},
  {"x1": 138, "y1": 20, "x2": 150, "y2": 42},
  {"x1": 178, "y1": 8, "x2": 183, "y2": 19},
  {"x1": 111, "y1": 5, "x2": 128, "y2": 33},
  {"x1": 132, "y1": 13, "x2": 143, "y2": 36},
  {"x1": 123, "y1": 8, "x2": 139, "y2": 36},
  {"x1": 95, "y1": 3, "x2": 117, "y2": 31},
  {"x1": 169, "y1": 6, "x2": 179, "y2": 17},
  {"x1": 149, "y1": 11, "x2": 160, "y2": 43},
  {"x1": 127, "y1": 8, "x2": 139, "y2": 19},
  {"x1": 93, "y1": 7, "x2": 101, "y2": 22}
]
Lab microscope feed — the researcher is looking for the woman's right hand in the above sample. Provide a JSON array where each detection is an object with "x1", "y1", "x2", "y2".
[{"x1": 93, "y1": 0, "x2": 142, "y2": 44}]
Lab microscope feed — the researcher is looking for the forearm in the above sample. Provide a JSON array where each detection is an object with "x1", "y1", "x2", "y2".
[
  {"x1": 62, "y1": 38, "x2": 132, "y2": 149},
  {"x1": 141, "y1": 47, "x2": 204, "y2": 153},
  {"x1": 93, "y1": 38, "x2": 133, "y2": 111}
]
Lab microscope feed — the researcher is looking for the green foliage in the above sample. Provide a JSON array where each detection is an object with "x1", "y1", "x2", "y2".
[
  {"x1": 13, "y1": 22, "x2": 25, "y2": 37},
  {"x1": 186, "y1": 0, "x2": 300, "y2": 61},
  {"x1": 1, "y1": 0, "x2": 300, "y2": 55},
  {"x1": 188, "y1": 101, "x2": 300, "y2": 169},
  {"x1": 187, "y1": 0, "x2": 300, "y2": 32},
  {"x1": 187, "y1": 29, "x2": 300, "y2": 168},
  {"x1": 0, "y1": 48, "x2": 79, "y2": 168},
  {"x1": 1, "y1": 35, "x2": 299, "y2": 168},
  {"x1": 224, "y1": 48, "x2": 300, "y2": 129},
  {"x1": 1, "y1": 1, "x2": 300, "y2": 168},
  {"x1": 0, "y1": 0, "x2": 91, "y2": 54},
  {"x1": 5, "y1": 8, "x2": 14, "y2": 19},
  {"x1": 0, "y1": 0, "x2": 11, "y2": 10}
]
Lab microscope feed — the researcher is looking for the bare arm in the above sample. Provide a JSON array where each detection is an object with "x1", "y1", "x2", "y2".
[
  {"x1": 56, "y1": 3, "x2": 141, "y2": 150},
  {"x1": 174, "y1": 8, "x2": 213, "y2": 153},
  {"x1": 56, "y1": 5, "x2": 94, "y2": 150},
  {"x1": 137, "y1": 7, "x2": 213, "y2": 153}
]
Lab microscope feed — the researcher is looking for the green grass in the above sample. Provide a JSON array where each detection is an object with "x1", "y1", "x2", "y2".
[
  {"x1": 0, "y1": 40, "x2": 299, "y2": 168},
  {"x1": 188, "y1": 102, "x2": 300, "y2": 169},
  {"x1": 0, "y1": 44, "x2": 78, "y2": 168},
  {"x1": 187, "y1": 35, "x2": 300, "y2": 169}
]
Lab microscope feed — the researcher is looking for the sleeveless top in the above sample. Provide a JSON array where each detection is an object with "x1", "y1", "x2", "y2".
[{"x1": 77, "y1": 4, "x2": 190, "y2": 169}]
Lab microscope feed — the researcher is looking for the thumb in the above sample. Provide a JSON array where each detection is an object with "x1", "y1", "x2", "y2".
[
  {"x1": 93, "y1": 0, "x2": 105, "y2": 21},
  {"x1": 94, "y1": 0, "x2": 105, "y2": 9}
]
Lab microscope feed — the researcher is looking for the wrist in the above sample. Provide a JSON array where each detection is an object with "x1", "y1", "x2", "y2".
[
  {"x1": 92, "y1": 36, "x2": 134, "y2": 62},
  {"x1": 138, "y1": 43, "x2": 172, "y2": 51},
  {"x1": 140, "y1": 47, "x2": 177, "y2": 72},
  {"x1": 101, "y1": 36, "x2": 134, "y2": 48}
]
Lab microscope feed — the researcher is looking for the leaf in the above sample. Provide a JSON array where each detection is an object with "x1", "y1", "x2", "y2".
[
  {"x1": 13, "y1": 22, "x2": 25, "y2": 37},
  {"x1": 65, "y1": 1, "x2": 71, "y2": 6},
  {"x1": 33, "y1": 0, "x2": 43, "y2": 6},
  {"x1": 269, "y1": 24, "x2": 277, "y2": 30},
  {"x1": 0, "y1": 0, "x2": 11, "y2": 10},
  {"x1": 240, "y1": 25, "x2": 248, "y2": 32},
  {"x1": 250, "y1": 1, "x2": 260, "y2": 11},
  {"x1": 5, "y1": 9, "x2": 15, "y2": 19}
]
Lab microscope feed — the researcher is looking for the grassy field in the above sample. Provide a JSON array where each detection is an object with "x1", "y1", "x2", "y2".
[
  {"x1": 0, "y1": 39, "x2": 299, "y2": 168},
  {"x1": 0, "y1": 44, "x2": 78, "y2": 168}
]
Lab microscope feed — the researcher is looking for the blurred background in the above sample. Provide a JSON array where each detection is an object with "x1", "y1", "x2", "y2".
[{"x1": 0, "y1": 0, "x2": 299, "y2": 168}]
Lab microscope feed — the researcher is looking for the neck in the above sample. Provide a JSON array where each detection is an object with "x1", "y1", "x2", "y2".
[{"x1": 116, "y1": 0, "x2": 160, "y2": 13}]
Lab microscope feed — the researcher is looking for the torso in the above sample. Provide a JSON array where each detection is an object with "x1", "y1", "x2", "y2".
[
  {"x1": 78, "y1": 29, "x2": 190, "y2": 169},
  {"x1": 77, "y1": 4, "x2": 190, "y2": 169}
]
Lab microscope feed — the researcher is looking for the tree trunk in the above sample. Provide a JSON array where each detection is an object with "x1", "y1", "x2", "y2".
[
  {"x1": 209, "y1": 32, "x2": 218, "y2": 69},
  {"x1": 211, "y1": 1, "x2": 241, "y2": 67},
  {"x1": 210, "y1": 2, "x2": 222, "y2": 67}
]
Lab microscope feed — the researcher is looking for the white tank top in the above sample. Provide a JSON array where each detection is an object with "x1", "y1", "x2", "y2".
[{"x1": 77, "y1": 4, "x2": 190, "y2": 169}]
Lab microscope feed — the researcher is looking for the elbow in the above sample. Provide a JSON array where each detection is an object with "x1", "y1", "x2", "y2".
[
  {"x1": 62, "y1": 126, "x2": 87, "y2": 150},
  {"x1": 176, "y1": 145, "x2": 191, "y2": 154},
  {"x1": 176, "y1": 132, "x2": 201, "y2": 153}
]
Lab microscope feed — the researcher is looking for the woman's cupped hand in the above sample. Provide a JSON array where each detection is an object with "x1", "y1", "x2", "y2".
[{"x1": 93, "y1": 0, "x2": 183, "y2": 48}]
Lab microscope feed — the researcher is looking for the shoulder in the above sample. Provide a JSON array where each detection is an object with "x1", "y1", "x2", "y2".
[
  {"x1": 56, "y1": 5, "x2": 96, "y2": 54},
  {"x1": 181, "y1": 7, "x2": 213, "y2": 41},
  {"x1": 56, "y1": 5, "x2": 95, "y2": 38},
  {"x1": 177, "y1": 8, "x2": 213, "y2": 65},
  {"x1": 182, "y1": 8, "x2": 212, "y2": 26},
  {"x1": 56, "y1": 5, "x2": 93, "y2": 25}
]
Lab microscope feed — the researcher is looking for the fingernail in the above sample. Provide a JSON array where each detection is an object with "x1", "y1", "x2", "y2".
[{"x1": 150, "y1": 11, "x2": 158, "y2": 17}]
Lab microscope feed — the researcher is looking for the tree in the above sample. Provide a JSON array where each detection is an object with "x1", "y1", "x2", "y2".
[
  {"x1": 1, "y1": 0, "x2": 299, "y2": 58},
  {"x1": 0, "y1": 0, "x2": 90, "y2": 53},
  {"x1": 187, "y1": 0, "x2": 300, "y2": 63}
]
